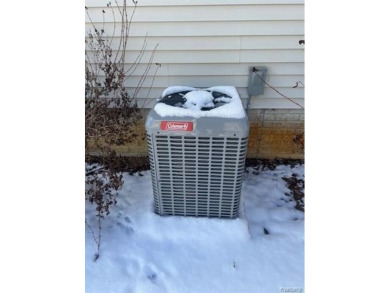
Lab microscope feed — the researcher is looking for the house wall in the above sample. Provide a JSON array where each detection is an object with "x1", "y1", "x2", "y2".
[
  {"x1": 88, "y1": 108, "x2": 304, "y2": 159},
  {"x1": 85, "y1": 0, "x2": 305, "y2": 159}
]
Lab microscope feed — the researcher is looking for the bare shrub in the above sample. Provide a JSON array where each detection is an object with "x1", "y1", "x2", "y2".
[{"x1": 85, "y1": 0, "x2": 159, "y2": 260}]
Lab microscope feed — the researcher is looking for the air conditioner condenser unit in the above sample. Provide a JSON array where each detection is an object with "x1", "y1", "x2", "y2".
[{"x1": 145, "y1": 86, "x2": 249, "y2": 219}]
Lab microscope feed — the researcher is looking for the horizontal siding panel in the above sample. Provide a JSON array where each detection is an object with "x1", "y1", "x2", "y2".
[
  {"x1": 241, "y1": 36, "x2": 305, "y2": 49},
  {"x1": 86, "y1": 49, "x2": 304, "y2": 63},
  {"x1": 86, "y1": 0, "x2": 305, "y2": 7},
  {"x1": 121, "y1": 63, "x2": 170, "y2": 76},
  {"x1": 120, "y1": 86, "x2": 304, "y2": 99},
  {"x1": 242, "y1": 97, "x2": 304, "y2": 109},
  {"x1": 85, "y1": 5, "x2": 303, "y2": 22},
  {"x1": 90, "y1": 35, "x2": 304, "y2": 50},
  {"x1": 105, "y1": 50, "x2": 242, "y2": 63},
  {"x1": 104, "y1": 36, "x2": 242, "y2": 50},
  {"x1": 116, "y1": 75, "x2": 304, "y2": 88},
  {"x1": 87, "y1": 63, "x2": 304, "y2": 76},
  {"x1": 136, "y1": 97, "x2": 305, "y2": 109},
  {"x1": 151, "y1": 50, "x2": 240, "y2": 63},
  {"x1": 240, "y1": 49, "x2": 304, "y2": 63},
  {"x1": 237, "y1": 87, "x2": 303, "y2": 99},
  {"x1": 85, "y1": 20, "x2": 304, "y2": 36},
  {"x1": 166, "y1": 63, "x2": 304, "y2": 76},
  {"x1": 169, "y1": 75, "x2": 305, "y2": 88},
  {"x1": 92, "y1": 75, "x2": 304, "y2": 88}
]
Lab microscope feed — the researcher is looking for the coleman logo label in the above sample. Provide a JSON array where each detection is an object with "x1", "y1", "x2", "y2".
[{"x1": 161, "y1": 121, "x2": 193, "y2": 131}]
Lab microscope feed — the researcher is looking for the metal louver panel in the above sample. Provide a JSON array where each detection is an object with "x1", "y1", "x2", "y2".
[
  {"x1": 148, "y1": 135, "x2": 248, "y2": 218},
  {"x1": 147, "y1": 134, "x2": 159, "y2": 213}
]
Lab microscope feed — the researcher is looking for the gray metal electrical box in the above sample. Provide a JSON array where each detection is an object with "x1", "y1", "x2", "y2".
[
  {"x1": 247, "y1": 66, "x2": 267, "y2": 96},
  {"x1": 145, "y1": 86, "x2": 249, "y2": 219}
]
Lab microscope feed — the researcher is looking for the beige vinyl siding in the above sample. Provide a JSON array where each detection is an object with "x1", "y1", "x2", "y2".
[
  {"x1": 86, "y1": 0, "x2": 304, "y2": 7},
  {"x1": 104, "y1": 36, "x2": 302, "y2": 50},
  {"x1": 122, "y1": 75, "x2": 305, "y2": 88},
  {"x1": 85, "y1": 21, "x2": 303, "y2": 36},
  {"x1": 85, "y1": 5, "x2": 303, "y2": 21},
  {"x1": 85, "y1": 0, "x2": 304, "y2": 109}
]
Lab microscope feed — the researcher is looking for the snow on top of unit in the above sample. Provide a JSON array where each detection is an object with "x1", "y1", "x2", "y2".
[
  {"x1": 154, "y1": 86, "x2": 246, "y2": 119},
  {"x1": 183, "y1": 90, "x2": 214, "y2": 111},
  {"x1": 214, "y1": 96, "x2": 232, "y2": 103},
  {"x1": 161, "y1": 86, "x2": 197, "y2": 97}
]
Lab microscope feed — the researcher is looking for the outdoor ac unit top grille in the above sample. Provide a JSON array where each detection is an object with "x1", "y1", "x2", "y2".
[
  {"x1": 147, "y1": 134, "x2": 248, "y2": 218},
  {"x1": 158, "y1": 90, "x2": 232, "y2": 111}
]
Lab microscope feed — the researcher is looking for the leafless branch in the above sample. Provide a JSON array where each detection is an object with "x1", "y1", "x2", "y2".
[{"x1": 252, "y1": 68, "x2": 304, "y2": 109}]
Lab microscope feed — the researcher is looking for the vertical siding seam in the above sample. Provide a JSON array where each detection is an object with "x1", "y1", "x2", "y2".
[
  {"x1": 167, "y1": 63, "x2": 171, "y2": 86},
  {"x1": 239, "y1": 35, "x2": 243, "y2": 63}
]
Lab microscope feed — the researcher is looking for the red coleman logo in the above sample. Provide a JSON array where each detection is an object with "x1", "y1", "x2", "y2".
[{"x1": 160, "y1": 121, "x2": 193, "y2": 131}]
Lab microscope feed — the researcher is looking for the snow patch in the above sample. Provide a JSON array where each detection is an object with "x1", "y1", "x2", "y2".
[
  {"x1": 161, "y1": 86, "x2": 196, "y2": 97},
  {"x1": 154, "y1": 86, "x2": 246, "y2": 119},
  {"x1": 183, "y1": 90, "x2": 214, "y2": 111},
  {"x1": 86, "y1": 164, "x2": 305, "y2": 293}
]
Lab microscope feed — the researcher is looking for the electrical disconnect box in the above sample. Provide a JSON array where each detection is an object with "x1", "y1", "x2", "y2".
[{"x1": 247, "y1": 66, "x2": 267, "y2": 96}]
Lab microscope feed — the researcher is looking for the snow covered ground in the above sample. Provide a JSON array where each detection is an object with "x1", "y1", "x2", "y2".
[{"x1": 85, "y1": 164, "x2": 304, "y2": 293}]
